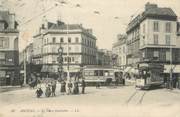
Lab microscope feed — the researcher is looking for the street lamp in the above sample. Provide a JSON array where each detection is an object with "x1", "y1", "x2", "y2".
[
  {"x1": 170, "y1": 45, "x2": 173, "y2": 89},
  {"x1": 58, "y1": 45, "x2": 63, "y2": 81},
  {"x1": 66, "y1": 24, "x2": 70, "y2": 82}
]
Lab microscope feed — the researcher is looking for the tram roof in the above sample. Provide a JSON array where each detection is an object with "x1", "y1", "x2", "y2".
[{"x1": 83, "y1": 65, "x2": 121, "y2": 70}]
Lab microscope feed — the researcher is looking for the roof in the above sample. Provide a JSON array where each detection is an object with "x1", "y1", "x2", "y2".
[
  {"x1": 127, "y1": 4, "x2": 177, "y2": 33},
  {"x1": 143, "y1": 7, "x2": 177, "y2": 17},
  {"x1": 48, "y1": 23, "x2": 82, "y2": 30}
]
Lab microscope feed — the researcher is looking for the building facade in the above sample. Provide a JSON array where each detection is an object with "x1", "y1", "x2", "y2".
[
  {"x1": 0, "y1": 8, "x2": 19, "y2": 86},
  {"x1": 126, "y1": 2, "x2": 180, "y2": 78},
  {"x1": 19, "y1": 43, "x2": 34, "y2": 82},
  {"x1": 32, "y1": 21, "x2": 97, "y2": 78},
  {"x1": 96, "y1": 49, "x2": 112, "y2": 66},
  {"x1": 112, "y1": 34, "x2": 127, "y2": 69}
]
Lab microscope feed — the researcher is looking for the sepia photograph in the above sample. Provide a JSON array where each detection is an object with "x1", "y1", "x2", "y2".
[{"x1": 0, "y1": 0, "x2": 180, "y2": 117}]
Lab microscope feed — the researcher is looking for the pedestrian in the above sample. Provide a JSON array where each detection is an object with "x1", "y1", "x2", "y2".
[
  {"x1": 51, "y1": 81, "x2": 56, "y2": 97},
  {"x1": 73, "y1": 81, "x2": 79, "y2": 94},
  {"x1": 61, "y1": 80, "x2": 66, "y2": 95},
  {"x1": 67, "y1": 80, "x2": 73, "y2": 95},
  {"x1": 20, "y1": 76, "x2": 24, "y2": 87},
  {"x1": 81, "y1": 79, "x2": 86, "y2": 94},
  {"x1": 96, "y1": 82, "x2": 100, "y2": 89},
  {"x1": 45, "y1": 84, "x2": 51, "y2": 97},
  {"x1": 36, "y1": 87, "x2": 43, "y2": 98}
]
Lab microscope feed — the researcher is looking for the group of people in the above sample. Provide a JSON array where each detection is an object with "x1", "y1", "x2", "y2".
[{"x1": 35, "y1": 79, "x2": 86, "y2": 98}]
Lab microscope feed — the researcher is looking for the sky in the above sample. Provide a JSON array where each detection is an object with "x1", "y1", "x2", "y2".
[{"x1": 1, "y1": 0, "x2": 180, "y2": 51}]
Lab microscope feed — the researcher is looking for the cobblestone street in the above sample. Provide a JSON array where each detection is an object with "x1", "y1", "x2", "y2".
[{"x1": 1, "y1": 84, "x2": 180, "y2": 117}]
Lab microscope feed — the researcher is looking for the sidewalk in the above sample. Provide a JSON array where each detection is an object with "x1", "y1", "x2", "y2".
[
  {"x1": 125, "y1": 79, "x2": 136, "y2": 86},
  {"x1": 0, "y1": 85, "x2": 27, "y2": 93},
  {"x1": 166, "y1": 88, "x2": 180, "y2": 94}
]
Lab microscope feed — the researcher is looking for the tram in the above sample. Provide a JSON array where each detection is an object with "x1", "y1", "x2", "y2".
[
  {"x1": 135, "y1": 63, "x2": 164, "y2": 89},
  {"x1": 82, "y1": 65, "x2": 123, "y2": 86}
]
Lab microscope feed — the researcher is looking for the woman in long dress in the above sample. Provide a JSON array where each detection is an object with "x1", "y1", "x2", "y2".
[{"x1": 61, "y1": 80, "x2": 66, "y2": 94}]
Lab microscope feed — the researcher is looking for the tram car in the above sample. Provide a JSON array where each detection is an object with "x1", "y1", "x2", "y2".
[
  {"x1": 82, "y1": 65, "x2": 123, "y2": 86},
  {"x1": 135, "y1": 63, "x2": 164, "y2": 89}
]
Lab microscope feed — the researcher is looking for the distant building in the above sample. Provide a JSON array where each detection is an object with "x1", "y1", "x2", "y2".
[
  {"x1": 112, "y1": 34, "x2": 127, "y2": 69},
  {"x1": 32, "y1": 21, "x2": 97, "y2": 78},
  {"x1": 0, "y1": 7, "x2": 19, "y2": 86},
  {"x1": 126, "y1": 2, "x2": 180, "y2": 78},
  {"x1": 20, "y1": 43, "x2": 33, "y2": 64},
  {"x1": 19, "y1": 43, "x2": 34, "y2": 81},
  {"x1": 96, "y1": 49, "x2": 112, "y2": 66}
]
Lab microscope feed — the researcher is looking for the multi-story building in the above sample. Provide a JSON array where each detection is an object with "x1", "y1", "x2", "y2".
[
  {"x1": 96, "y1": 49, "x2": 112, "y2": 66},
  {"x1": 126, "y1": 2, "x2": 180, "y2": 78},
  {"x1": 32, "y1": 21, "x2": 97, "y2": 78},
  {"x1": 19, "y1": 43, "x2": 34, "y2": 81},
  {"x1": 0, "y1": 8, "x2": 19, "y2": 86},
  {"x1": 112, "y1": 34, "x2": 127, "y2": 69}
]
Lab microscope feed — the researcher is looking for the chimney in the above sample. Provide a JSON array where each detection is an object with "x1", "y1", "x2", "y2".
[
  {"x1": 57, "y1": 20, "x2": 64, "y2": 26},
  {"x1": 145, "y1": 2, "x2": 157, "y2": 11}
]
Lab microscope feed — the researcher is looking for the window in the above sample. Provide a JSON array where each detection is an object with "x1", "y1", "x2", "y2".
[
  {"x1": 75, "y1": 46, "x2": 79, "y2": 52},
  {"x1": 75, "y1": 37, "x2": 79, "y2": 43},
  {"x1": 123, "y1": 46, "x2": 126, "y2": 54},
  {"x1": 68, "y1": 57, "x2": 71, "y2": 62},
  {"x1": 153, "y1": 21, "x2": 159, "y2": 32},
  {"x1": 68, "y1": 47, "x2": 71, "y2": 51},
  {"x1": 153, "y1": 51, "x2": 159, "y2": 57},
  {"x1": 72, "y1": 57, "x2": 74, "y2": 62},
  {"x1": 0, "y1": 71, "x2": 5, "y2": 77},
  {"x1": 82, "y1": 38, "x2": 84, "y2": 44},
  {"x1": 0, "y1": 23, "x2": 5, "y2": 30},
  {"x1": 94, "y1": 70, "x2": 103, "y2": 76},
  {"x1": 44, "y1": 38, "x2": 46, "y2": 44},
  {"x1": 60, "y1": 37, "x2": 64, "y2": 43},
  {"x1": 52, "y1": 37, "x2": 56, "y2": 43},
  {"x1": 0, "y1": 37, "x2": 9, "y2": 48},
  {"x1": 165, "y1": 22, "x2": 171, "y2": 33},
  {"x1": 143, "y1": 24, "x2": 145, "y2": 33},
  {"x1": 64, "y1": 57, "x2": 67, "y2": 62},
  {"x1": 165, "y1": 35, "x2": 171, "y2": 45},
  {"x1": 166, "y1": 51, "x2": 170, "y2": 61},
  {"x1": 142, "y1": 52, "x2": 145, "y2": 58},
  {"x1": 68, "y1": 37, "x2": 71, "y2": 43},
  {"x1": 52, "y1": 55, "x2": 56, "y2": 63},
  {"x1": 153, "y1": 34, "x2": 159, "y2": 45},
  {"x1": 52, "y1": 46, "x2": 56, "y2": 53},
  {"x1": 0, "y1": 52, "x2": 5, "y2": 59}
]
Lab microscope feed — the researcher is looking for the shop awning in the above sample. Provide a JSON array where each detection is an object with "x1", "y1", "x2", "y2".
[
  {"x1": 41, "y1": 65, "x2": 58, "y2": 73},
  {"x1": 164, "y1": 65, "x2": 180, "y2": 73},
  {"x1": 124, "y1": 67, "x2": 132, "y2": 72},
  {"x1": 129, "y1": 68, "x2": 139, "y2": 74}
]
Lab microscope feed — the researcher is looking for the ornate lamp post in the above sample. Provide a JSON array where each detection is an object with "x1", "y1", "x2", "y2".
[{"x1": 57, "y1": 45, "x2": 63, "y2": 81}]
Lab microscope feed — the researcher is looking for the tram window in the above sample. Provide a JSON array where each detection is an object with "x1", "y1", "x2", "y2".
[
  {"x1": 84, "y1": 71, "x2": 89, "y2": 76},
  {"x1": 94, "y1": 70, "x2": 103, "y2": 76},
  {"x1": 94, "y1": 70, "x2": 98, "y2": 76},
  {"x1": 99, "y1": 70, "x2": 103, "y2": 76},
  {"x1": 89, "y1": 71, "x2": 94, "y2": 76},
  {"x1": 104, "y1": 71, "x2": 109, "y2": 76}
]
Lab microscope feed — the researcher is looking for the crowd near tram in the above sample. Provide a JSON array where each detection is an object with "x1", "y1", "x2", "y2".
[
  {"x1": 23, "y1": 64, "x2": 180, "y2": 98},
  {"x1": 34, "y1": 78, "x2": 86, "y2": 98}
]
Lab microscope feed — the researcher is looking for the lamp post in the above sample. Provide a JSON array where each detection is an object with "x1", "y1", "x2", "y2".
[
  {"x1": 67, "y1": 24, "x2": 70, "y2": 82},
  {"x1": 170, "y1": 45, "x2": 173, "y2": 89},
  {"x1": 58, "y1": 45, "x2": 63, "y2": 81}
]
